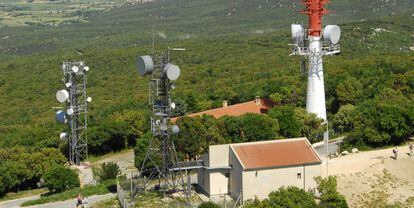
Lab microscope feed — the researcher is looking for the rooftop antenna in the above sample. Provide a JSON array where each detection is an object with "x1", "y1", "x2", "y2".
[
  {"x1": 133, "y1": 47, "x2": 189, "y2": 202},
  {"x1": 55, "y1": 61, "x2": 92, "y2": 165},
  {"x1": 289, "y1": 0, "x2": 341, "y2": 162}
]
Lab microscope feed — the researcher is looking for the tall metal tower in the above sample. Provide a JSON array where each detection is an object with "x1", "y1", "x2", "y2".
[
  {"x1": 290, "y1": 0, "x2": 341, "y2": 138},
  {"x1": 56, "y1": 61, "x2": 91, "y2": 165},
  {"x1": 135, "y1": 48, "x2": 188, "y2": 199}
]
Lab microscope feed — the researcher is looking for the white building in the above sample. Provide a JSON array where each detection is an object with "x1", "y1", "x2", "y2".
[{"x1": 197, "y1": 137, "x2": 322, "y2": 202}]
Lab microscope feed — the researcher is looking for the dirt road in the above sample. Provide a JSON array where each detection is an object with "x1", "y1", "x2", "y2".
[
  {"x1": 326, "y1": 145, "x2": 414, "y2": 207},
  {"x1": 0, "y1": 193, "x2": 115, "y2": 208},
  {"x1": 0, "y1": 195, "x2": 40, "y2": 208}
]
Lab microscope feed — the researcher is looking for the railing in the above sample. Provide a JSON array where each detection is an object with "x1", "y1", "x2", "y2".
[
  {"x1": 290, "y1": 44, "x2": 340, "y2": 56},
  {"x1": 176, "y1": 160, "x2": 204, "y2": 168}
]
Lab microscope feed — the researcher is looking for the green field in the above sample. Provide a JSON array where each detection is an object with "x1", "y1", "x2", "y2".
[{"x1": 0, "y1": 0, "x2": 142, "y2": 27}]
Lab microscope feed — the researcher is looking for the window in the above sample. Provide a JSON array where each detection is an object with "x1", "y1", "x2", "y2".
[
  {"x1": 255, "y1": 171, "x2": 258, "y2": 177},
  {"x1": 297, "y1": 173, "x2": 302, "y2": 179},
  {"x1": 225, "y1": 173, "x2": 229, "y2": 178}
]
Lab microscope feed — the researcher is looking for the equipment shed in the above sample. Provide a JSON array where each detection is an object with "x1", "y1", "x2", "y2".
[{"x1": 197, "y1": 137, "x2": 322, "y2": 202}]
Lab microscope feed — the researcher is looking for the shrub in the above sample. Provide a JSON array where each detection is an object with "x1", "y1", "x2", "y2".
[
  {"x1": 43, "y1": 165, "x2": 80, "y2": 193},
  {"x1": 92, "y1": 162, "x2": 120, "y2": 183},
  {"x1": 198, "y1": 201, "x2": 220, "y2": 208},
  {"x1": 267, "y1": 186, "x2": 317, "y2": 208},
  {"x1": 315, "y1": 176, "x2": 349, "y2": 208}
]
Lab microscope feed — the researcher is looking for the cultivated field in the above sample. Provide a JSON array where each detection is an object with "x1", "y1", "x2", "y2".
[
  {"x1": 0, "y1": 0, "x2": 150, "y2": 27},
  {"x1": 327, "y1": 145, "x2": 414, "y2": 208}
]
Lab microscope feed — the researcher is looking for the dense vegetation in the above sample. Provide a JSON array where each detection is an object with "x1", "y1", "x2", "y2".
[
  {"x1": 135, "y1": 110, "x2": 323, "y2": 166},
  {"x1": 42, "y1": 165, "x2": 80, "y2": 193},
  {"x1": 198, "y1": 201, "x2": 221, "y2": 208},
  {"x1": 0, "y1": 0, "x2": 413, "y2": 198},
  {"x1": 244, "y1": 186, "x2": 318, "y2": 208},
  {"x1": 244, "y1": 177, "x2": 348, "y2": 208},
  {"x1": 0, "y1": 147, "x2": 66, "y2": 196}
]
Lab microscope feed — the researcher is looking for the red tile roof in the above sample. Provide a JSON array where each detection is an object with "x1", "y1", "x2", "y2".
[
  {"x1": 231, "y1": 138, "x2": 322, "y2": 170},
  {"x1": 172, "y1": 98, "x2": 273, "y2": 123}
]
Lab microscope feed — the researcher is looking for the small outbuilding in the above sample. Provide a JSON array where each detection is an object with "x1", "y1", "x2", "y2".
[{"x1": 197, "y1": 137, "x2": 322, "y2": 202}]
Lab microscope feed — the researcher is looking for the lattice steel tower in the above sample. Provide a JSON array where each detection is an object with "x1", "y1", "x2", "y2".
[
  {"x1": 56, "y1": 61, "x2": 91, "y2": 165},
  {"x1": 134, "y1": 48, "x2": 188, "y2": 200}
]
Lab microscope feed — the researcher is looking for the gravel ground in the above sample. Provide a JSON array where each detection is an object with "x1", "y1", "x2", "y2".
[{"x1": 326, "y1": 144, "x2": 414, "y2": 207}]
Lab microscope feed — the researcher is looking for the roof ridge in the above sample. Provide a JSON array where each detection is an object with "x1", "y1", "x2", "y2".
[
  {"x1": 231, "y1": 137, "x2": 307, "y2": 147},
  {"x1": 172, "y1": 100, "x2": 265, "y2": 120}
]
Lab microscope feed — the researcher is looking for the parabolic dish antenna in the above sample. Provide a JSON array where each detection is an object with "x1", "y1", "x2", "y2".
[
  {"x1": 55, "y1": 110, "x2": 66, "y2": 123},
  {"x1": 65, "y1": 82, "x2": 72, "y2": 88},
  {"x1": 171, "y1": 102, "x2": 176, "y2": 109},
  {"x1": 136, "y1": 55, "x2": 154, "y2": 76},
  {"x1": 291, "y1": 24, "x2": 304, "y2": 40},
  {"x1": 323, "y1": 25, "x2": 341, "y2": 44},
  {"x1": 172, "y1": 125, "x2": 180, "y2": 134},
  {"x1": 60, "y1": 132, "x2": 67, "y2": 140},
  {"x1": 67, "y1": 108, "x2": 74, "y2": 115},
  {"x1": 72, "y1": 66, "x2": 80, "y2": 73},
  {"x1": 163, "y1": 63, "x2": 180, "y2": 81},
  {"x1": 56, "y1": 90, "x2": 69, "y2": 103},
  {"x1": 83, "y1": 66, "x2": 90, "y2": 72},
  {"x1": 87, "y1": 97, "x2": 92, "y2": 103}
]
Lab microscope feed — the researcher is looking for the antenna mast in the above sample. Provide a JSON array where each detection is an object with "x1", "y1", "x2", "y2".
[
  {"x1": 55, "y1": 61, "x2": 91, "y2": 165},
  {"x1": 133, "y1": 48, "x2": 189, "y2": 201},
  {"x1": 290, "y1": 0, "x2": 341, "y2": 139}
]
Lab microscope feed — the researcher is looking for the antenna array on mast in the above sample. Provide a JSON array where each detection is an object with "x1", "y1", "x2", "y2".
[
  {"x1": 55, "y1": 61, "x2": 91, "y2": 165},
  {"x1": 290, "y1": 0, "x2": 341, "y2": 142},
  {"x1": 132, "y1": 47, "x2": 189, "y2": 202}
]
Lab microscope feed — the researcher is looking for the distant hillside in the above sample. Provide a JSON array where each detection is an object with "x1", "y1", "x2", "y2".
[
  {"x1": 0, "y1": 13, "x2": 413, "y2": 148},
  {"x1": 0, "y1": 0, "x2": 413, "y2": 56}
]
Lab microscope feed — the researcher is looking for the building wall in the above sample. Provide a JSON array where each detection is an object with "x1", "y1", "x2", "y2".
[
  {"x1": 198, "y1": 144, "x2": 230, "y2": 196},
  {"x1": 229, "y1": 147, "x2": 243, "y2": 200},
  {"x1": 242, "y1": 163, "x2": 322, "y2": 201},
  {"x1": 209, "y1": 171, "x2": 229, "y2": 196},
  {"x1": 197, "y1": 154, "x2": 210, "y2": 194},
  {"x1": 208, "y1": 144, "x2": 230, "y2": 196},
  {"x1": 208, "y1": 144, "x2": 229, "y2": 167}
]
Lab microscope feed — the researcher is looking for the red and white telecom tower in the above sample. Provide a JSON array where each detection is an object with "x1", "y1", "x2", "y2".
[{"x1": 290, "y1": 0, "x2": 341, "y2": 139}]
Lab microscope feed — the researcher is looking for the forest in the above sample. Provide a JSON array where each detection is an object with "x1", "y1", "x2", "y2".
[{"x1": 0, "y1": 0, "x2": 413, "y2": 199}]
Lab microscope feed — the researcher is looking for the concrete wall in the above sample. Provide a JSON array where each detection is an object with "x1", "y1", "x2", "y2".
[
  {"x1": 198, "y1": 144, "x2": 230, "y2": 196},
  {"x1": 229, "y1": 147, "x2": 243, "y2": 200},
  {"x1": 209, "y1": 171, "x2": 229, "y2": 196},
  {"x1": 197, "y1": 154, "x2": 210, "y2": 194},
  {"x1": 242, "y1": 163, "x2": 322, "y2": 201},
  {"x1": 208, "y1": 144, "x2": 229, "y2": 167},
  {"x1": 208, "y1": 144, "x2": 230, "y2": 196}
]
